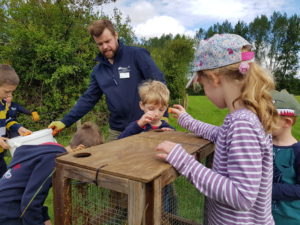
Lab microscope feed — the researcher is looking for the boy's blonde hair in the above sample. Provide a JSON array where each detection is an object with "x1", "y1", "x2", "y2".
[
  {"x1": 138, "y1": 80, "x2": 170, "y2": 107},
  {"x1": 198, "y1": 61, "x2": 278, "y2": 133},
  {"x1": 0, "y1": 64, "x2": 19, "y2": 86},
  {"x1": 69, "y1": 122, "x2": 103, "y2": 148}
]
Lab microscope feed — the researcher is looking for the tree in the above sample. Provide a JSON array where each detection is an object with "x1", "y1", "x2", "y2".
[
  {"x1": 0, "y1": 0, "x2": 136, "y2": 128},
  {"x1": 143, "y1": 34, "x2": 195, "y2": 103},
  {"x1": 194, "y1": 12, "x2": 300, "y2": 94}
]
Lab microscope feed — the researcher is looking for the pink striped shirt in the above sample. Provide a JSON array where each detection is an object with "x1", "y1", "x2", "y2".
[{"x1": 167, "y1": 109, "x2": 274, "y2": 225}]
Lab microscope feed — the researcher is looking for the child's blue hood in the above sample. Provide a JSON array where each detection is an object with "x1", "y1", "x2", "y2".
[{"x1": 9, "y1": 144, "x2": 66, "y2": 167}]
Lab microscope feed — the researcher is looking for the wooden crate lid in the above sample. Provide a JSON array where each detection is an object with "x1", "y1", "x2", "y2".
[{"x1": 56, "y1": 131, "x2": 211, "y2": 182}]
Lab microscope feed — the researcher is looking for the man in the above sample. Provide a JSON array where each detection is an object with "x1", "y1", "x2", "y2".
[{"x1": 49, "y1": 19, "x2": 166, "y2": 141}]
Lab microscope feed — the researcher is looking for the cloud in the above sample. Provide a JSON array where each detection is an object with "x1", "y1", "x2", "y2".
[
  {"x1": 98, "y1": 0, "x2": 297, "y2": 39},
  {"x1": 134, "y1": 16, "x2": 195, "y2": 39}
]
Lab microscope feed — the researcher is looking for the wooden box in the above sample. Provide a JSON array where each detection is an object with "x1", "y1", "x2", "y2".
[{"x1": 53, "y1": 131, "x2": 214, "y2": 225}]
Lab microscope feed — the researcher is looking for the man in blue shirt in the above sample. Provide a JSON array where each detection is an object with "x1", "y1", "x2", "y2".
[{"x1": 49, "y1": 19, "x2": 166, "y2": 141}]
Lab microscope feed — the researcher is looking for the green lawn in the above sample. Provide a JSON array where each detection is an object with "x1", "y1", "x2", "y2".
[{"x1": 4, "y1": 95, "x2": 300, "y2": 224}]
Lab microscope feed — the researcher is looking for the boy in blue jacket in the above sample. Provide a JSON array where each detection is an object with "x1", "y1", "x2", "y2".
[
  {"x1": 271, "y1": 89, "x2": 300, "y2": 225},
  {"x1": 118, "y1": 80, "x2": 174, "y2": 139},
  {"x1": 118, "y1": 80, "x2": 177, "y2": 214},
  {"x1": 0, "y1": 65, "x2": 32, "y2": 177},
  {"x1": 0, "y1": 122, "x2": 103, "y2": 225}
]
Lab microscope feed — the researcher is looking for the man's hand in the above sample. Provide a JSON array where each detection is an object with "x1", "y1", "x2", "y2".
[{"x1": 48, "y1": 121, "x2": 66, "y2": 136}]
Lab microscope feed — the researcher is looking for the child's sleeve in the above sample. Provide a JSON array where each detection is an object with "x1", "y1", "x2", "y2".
[
  {"x1": 118, "y1": 121, "x2": 144, "y2": 139},
  {"x1": 15, "y1": 103, "x2": 32, "y2": 115},
  {"x1": 272, "y1": 143, "x2": 300, "y2": 200},
  {"x1": 20, "y1": 154, "x2": 56, "y2": 225},
  {"x1": 5, "y1": 117, "x2": 21, "y2": 132},
  {"x1": 178, "y1": 113, "x2": 219, "y2": 142},
  {"x1": 166, "y1": 118, "x2": 265, "y2": 211}
]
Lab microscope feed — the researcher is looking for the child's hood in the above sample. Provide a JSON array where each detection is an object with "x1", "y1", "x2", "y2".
[{"x1": 8, "y1": 144, "x2": 66, "y2": 167}]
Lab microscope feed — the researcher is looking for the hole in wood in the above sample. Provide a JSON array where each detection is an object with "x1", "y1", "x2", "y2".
[{"x1": 73, "y1": 152, "x2": 91, "y2": 158}]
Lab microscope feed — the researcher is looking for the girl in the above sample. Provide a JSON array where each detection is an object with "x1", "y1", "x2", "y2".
[{"x1": 155, "y1": 34, "x2": 278, "y2": 225}]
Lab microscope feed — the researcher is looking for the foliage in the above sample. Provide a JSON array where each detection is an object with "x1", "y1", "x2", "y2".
[
  {"x1": 142, "y1": 34, "x2": 195, "y2": 104},
  {"x1": 0, "y1": 0, "x2": 134, "y2": 131}
]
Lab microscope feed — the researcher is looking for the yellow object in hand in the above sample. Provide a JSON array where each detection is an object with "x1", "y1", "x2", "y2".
[
  {"x1": 31, "y1": 111, "x2": 40, "y2": 121},
  {"x1": 48, "y1": 121, "x2": 66, "y2": 136}
]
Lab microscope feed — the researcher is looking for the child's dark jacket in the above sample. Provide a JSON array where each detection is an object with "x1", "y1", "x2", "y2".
[
  {"x1": 272, "y1": 142, "x2": 300, "y2": 225},
  {"x1": 0, "y1": 144, "x2": 66, "y2": 225},
  {"x1": 118, "y1": 120, "x2": 174, "y2": 139},
  {"x1": 7, "y1": 102, "x2": 32, "y2": 121}
]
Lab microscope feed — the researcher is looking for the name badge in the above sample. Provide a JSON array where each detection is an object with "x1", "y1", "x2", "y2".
[
  {"x1": 118, "y1": 66, "x2": 130, "y2": 79},
  {"x1": 120, "y1": 72, "x2": 130, "y2": 79}
]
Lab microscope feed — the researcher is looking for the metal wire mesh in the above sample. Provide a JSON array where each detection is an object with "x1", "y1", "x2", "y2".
[
  {"x1": 161, "y1": 176, "x2": 204, "y2": 225},
  {"x1": 69, "y1": 176, "x2": 203, "y2": 225},
  {"x1": 71, "y1": 180, "x2": 128, "y2": 225}
]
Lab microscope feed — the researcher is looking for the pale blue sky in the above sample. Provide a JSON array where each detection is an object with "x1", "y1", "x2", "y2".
[{"x1": 98, "y1": 0, "x2": 300, "y2": 39}]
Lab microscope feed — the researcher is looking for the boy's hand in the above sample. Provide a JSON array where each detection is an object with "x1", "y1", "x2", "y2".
[
  {"x1": 0, "y1": 137, "x2": 9, "y2": 149},
  {"x1": 31, "y1": 111, "x2": 40, "y2": 121},
  {"x1": 168, "y1": 104, "x2": 186, "y2": 119},
  {"x1": 137, "y1": 112, "x2": 155, "y2": 127},
  {"x1": 48, "y1": 121, "x2": 65, "y2": 136},
  {"x1": 160, "y1": 127, "x2": 174, "y2": 131},
  {"x1": 155, "y1": 141, "x2": 177, "y2": 161},
  {"x1": 18, "y1": 127, "x2": 32, "y2": 136}
]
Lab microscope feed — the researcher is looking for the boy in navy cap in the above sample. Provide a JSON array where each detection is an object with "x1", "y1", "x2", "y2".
[{"x1": 0, "y1": 122, "x2": 103, "y2": 225}]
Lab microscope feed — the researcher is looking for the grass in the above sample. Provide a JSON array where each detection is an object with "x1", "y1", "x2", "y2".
[{"x1": 4, "y1": 95, "x2": 300, "y2": 224}]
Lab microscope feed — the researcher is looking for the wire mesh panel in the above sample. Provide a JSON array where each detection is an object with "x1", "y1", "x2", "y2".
[
  {"x1": 161, "y1": 176, "x2": 204, "y2": 225},
  {"x1": 71, "y1": 180, "x2": 128, "y2": 225}
]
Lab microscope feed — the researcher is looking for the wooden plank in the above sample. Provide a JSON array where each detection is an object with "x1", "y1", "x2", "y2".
[
  {"x1": 56, "y1": 131, "x2": 213, "y2": 183},
  {"x1": 138, "y1": 130, "x2": 210, "y2": 147},
  {"x1": 53, "y1": 162, "x2": 72, "y2": 225},
  {"x1": 153, "y1": 177, "x2": 162, "y2": 225},
  {"x1": 128, "y1": 180, "x2": 146, "y2": 225},
  {"x1": 60, "y1": 163, "x2": 129, "y2": 194},
  {"x1": 160, "y1": 167, "x2": 179, "y2": 187}
]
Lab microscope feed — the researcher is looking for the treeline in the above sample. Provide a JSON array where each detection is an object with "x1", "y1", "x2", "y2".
[{"x1": 0, "y1": 0, "x2": 299, "y2": 130}]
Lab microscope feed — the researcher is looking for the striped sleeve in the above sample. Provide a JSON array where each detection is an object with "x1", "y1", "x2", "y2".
[
  {"x1": 167, "y1": 119, "x2": 263, "y2": 211},
  {"x1": 178, "y1": 113, "x2": 219, "y2": 142}
]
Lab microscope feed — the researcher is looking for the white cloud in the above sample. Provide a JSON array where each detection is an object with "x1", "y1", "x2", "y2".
[
  {"x1": 134, "y1": 16, "x2": 194, "y2": 39},
  {"x1": 97, "y1": 0, "x2": 297, "y2": 39}
]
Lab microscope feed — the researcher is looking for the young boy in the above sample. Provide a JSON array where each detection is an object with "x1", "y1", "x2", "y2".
[
  {"x1": 0, "y1": 122, "x2": 103, "y2": 225},
  {"x1": 5, "y1": 95, "x2": 40, "y2": 138},
  {"x1": 271, "y1": 89, "x2": 300, "y2": 225},
  {"x1": 118, "y1": 80, "x2": 174, "y2": 139},
  {"x1": 118, "y1": 80, "x2": 177, "y2": 214},
  {"x1": 0, "y1": 64, "x2": 31, "y2": 177}
]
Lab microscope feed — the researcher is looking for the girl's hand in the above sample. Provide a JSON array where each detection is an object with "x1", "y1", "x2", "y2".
[
  {"x1": 155, "y1": 141, "x2": 177, "y2": 160},
  {"x1": 168, "y1": 104, "x2": 186, "y2": 119},
  {"x1": 137, "y1": 112, "x2": 155, "y2": 127},
  {"x1": 0, "y1": 137, "x2": 9, "y2": 149},
  {"x1": 18, "y1": 127, "x2": 32, "y2": 136}
]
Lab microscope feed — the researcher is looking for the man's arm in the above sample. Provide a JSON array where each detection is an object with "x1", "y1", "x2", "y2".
[{"x1": 61, "y1": 72, "x2": 103, "y2": 127}]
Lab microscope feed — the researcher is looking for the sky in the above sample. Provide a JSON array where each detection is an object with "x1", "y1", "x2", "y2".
[{"x1": 97, "y1": 0, "x2": 300, "y2": 39}]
